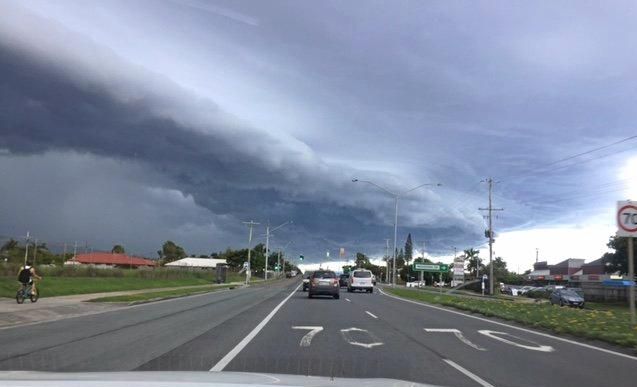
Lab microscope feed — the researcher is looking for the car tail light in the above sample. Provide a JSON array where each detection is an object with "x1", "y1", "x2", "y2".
[
  {"x1": 312, "y1": 278, "x2": 319, "y2": 285},
  {"x1": 333, "y1": 279, "x2": 338, "y2": 287}
]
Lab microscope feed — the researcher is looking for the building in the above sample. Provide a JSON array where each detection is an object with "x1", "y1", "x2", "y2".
[
  {"x1": 581, "y1": 258, "x2": 606, "y2": 275},
  {"x1": 65, "y1": 252, "x2": 157, "y2": 268},
  {"x1": 164, "y1": 257, "x2": 227, "y2": 269}
]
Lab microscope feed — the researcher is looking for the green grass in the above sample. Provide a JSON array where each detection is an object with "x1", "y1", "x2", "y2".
[
  {"x1": 387, "y1": 287, "x2": 637, "y2": 350},
  {"x1": 0, "y1": 276, "x2": 215, "y2": 298},
  {"x1": 87, "y1": 285, "x2": 232, "y2": 303}
]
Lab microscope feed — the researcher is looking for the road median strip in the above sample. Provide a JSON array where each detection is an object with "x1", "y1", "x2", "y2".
[
  {"x1": 384, "y1": 287, "x2": 637, "y2": 351},
  {"x1": 86, "y1": 285, "x2": 236, "y2": 304}
]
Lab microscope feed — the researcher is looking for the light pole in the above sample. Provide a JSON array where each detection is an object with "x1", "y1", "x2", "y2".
[
  {"x1": 352, "y1": 179, "x2": 441, "y2": 286},
  {"x1": 264, "y1": 221, "x2": 292, "y2": 280},
  {"x1": 243, "y1": 221, "x2": 260, "y2": 285}
]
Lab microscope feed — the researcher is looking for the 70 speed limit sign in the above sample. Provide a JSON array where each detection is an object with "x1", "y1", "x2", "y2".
[{"x1": 617, "y1": 201, "x2": 637, "y2": 237}]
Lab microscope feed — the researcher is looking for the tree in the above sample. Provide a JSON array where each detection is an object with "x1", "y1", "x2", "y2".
[
  {"x1": 198, "y1": 254, "x2": 209, "y2": 258},
  {"x1": 158, "y1": 241, "x2": 186, "y2": 264},
  {"x1": 1, "y1": 239, "x2": 18, "y2": 252},
  {"x1": 484, "y1": 256, "x2": 508, "y2": 279},
  {"x1": 464, "y1": 248, "x2": 484, "y2": 278},
  {"x1": 111, "y1": 245, "x2": 125, "y2": 254},
  {"x1": 404, "y1": 233, "x2": 413, "y2": 264},
  {"x1": 602, "y1": 235, "x2": 636, "y2": 275},
  {"x1": 355, "y1": 252, "x2": 370, "y2": 267}
]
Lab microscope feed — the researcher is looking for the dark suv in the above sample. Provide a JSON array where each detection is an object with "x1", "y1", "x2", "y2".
[
  {"x1": 308, "y1": 270, "x2": 340, "y2": 299},
  {"x1": 339, "y1": 273, "x2": 350, "y2": 287}
]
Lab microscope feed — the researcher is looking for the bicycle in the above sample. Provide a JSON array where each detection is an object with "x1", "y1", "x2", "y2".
[{"x1": 16, "y1": 282, "x2": 40, "y2": 304}]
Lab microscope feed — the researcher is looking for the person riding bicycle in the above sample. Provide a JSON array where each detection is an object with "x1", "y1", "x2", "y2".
[{"x1": 17, "y1": 263, "x2": 41, "y2": 296}]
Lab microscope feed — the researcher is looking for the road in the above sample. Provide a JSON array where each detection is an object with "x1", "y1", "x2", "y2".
[{"x1": 1, "y1": 278, "x2": 636, "y2": 386}]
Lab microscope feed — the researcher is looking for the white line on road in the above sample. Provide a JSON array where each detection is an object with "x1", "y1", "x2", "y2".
[
  {"x1": 378, "y1": 287, "x2": 637, "y2": 361},
  {"x1": 478, "y1": 330, "x2": 554, "y2": 352},
  {"x1": 292, "y1": 326, "x2": 323, "y2": 347},
  {"x1": 424, "y1": 328, "x2": 486, "y2": 351},
  {"x1": 443, "y1": 359, "x2": 495, "y2": 387},
  {"x1": 210, "y1": 283, "x2": 301, "y2": 371},
  {"x1": 345, "y1": 298, "x2": 351, "y2": 302},
  {"x1": 365, "y1": 311, "x2": 378, "y2": 319}
]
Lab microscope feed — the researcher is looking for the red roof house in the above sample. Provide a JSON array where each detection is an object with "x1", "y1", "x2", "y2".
[{"x1": 67, "y1": 252, "x2": 157, "y2": 268}]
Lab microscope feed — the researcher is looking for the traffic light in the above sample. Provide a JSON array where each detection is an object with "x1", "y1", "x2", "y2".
[{"x1": 299, "y1": 255, "x2": 304, "y2": 261}]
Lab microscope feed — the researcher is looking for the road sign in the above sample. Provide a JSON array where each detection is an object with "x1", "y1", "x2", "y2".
[
  {"x1": 617, "y1": 201, "x2": 637, "y2": 237},
  {"x1": 339, "y1": 247, "x2": 345, "y2": 257},
  {"x1": 413, "y1": 263, "x2": 449, "y2": 272}
]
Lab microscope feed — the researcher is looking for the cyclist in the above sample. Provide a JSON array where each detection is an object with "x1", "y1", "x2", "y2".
[{"x1": 17, "y1": 263, "x2": 41, "y2": 296}]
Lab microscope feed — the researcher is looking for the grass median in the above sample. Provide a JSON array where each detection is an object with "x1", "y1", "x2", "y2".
[
  {"x1": 87, "y1": 284, "x2": 233, "y2": 304},
  {"x1": 386, "y1": 287, "x2": 637, "y2": 350}
]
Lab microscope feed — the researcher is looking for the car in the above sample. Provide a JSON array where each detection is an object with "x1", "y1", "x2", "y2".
[
  {"x1": 518, "y1": 286, "x2": 533, "y2": 295},
  {"x1": 302, "y1": 271, "x2": 313, "y2": 291},
  {"x1": 308, "y1": 270, "x2": 339, "y2": 299},
  {"x1": 347, "y1": 269, "x2": 374, "y2": 293},
  {"x1": 565, "y1": 287, "x2": 584, "y2": 298},
  {"x1": 339, "y1": 273, "x2": 350, "y2": 287},
  {"x1": 549, "y1": 289, "x2": 585, "y2": 308}
]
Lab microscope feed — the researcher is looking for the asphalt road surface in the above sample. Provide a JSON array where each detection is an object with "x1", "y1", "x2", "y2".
[{"x1": 1, "y1": 278, "x2": 636, "y2": 386}]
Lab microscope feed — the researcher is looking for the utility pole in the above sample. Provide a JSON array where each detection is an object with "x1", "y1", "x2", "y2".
[
  {"x1": 385, "y1": 239, "x2": 390, "y2": 283},
  {"x1": 73, "y1": 241, "x2": 78, "y2": 260},
  {"x1": 264, "y1": 221, "x2": 292, "y2": 281},
  {"x1": 535, "y1": 248, "x2": 539, "y2": 263},
  {"x1": 420, "y1": 242, "x2": 425, "y2": 284},
  {"x1": 243, "y1": 221, "x2": 260, "y2": 285},
  {"x1": 62, "y1": 242, "x2": 67, "y2": 266},
  {"x1": 23, "y1": 231, "x2": 31, "y2": 266},
  {"x1": 479, "y1": 178, "x2": 504, "y2": 295},
  {"x1": 33, "y1": 239, "x2": 38, "y2": 265}
]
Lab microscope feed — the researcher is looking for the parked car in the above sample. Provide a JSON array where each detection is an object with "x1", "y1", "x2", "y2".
[
  {"x1": 339, "y1": 273, "x2": 350, "y2": 287},
  {"x1": 347, "y1": 269, "x2": 374, "y2": 293},
  {"x1": 549, "y1": 289, "x2": 585, "y2": 308},
  {"x1": 308, "y1": 270, "x2": 340, "y2": 299},
  {"x1": 302, "y1": 271, "x2": 313, "y2": 291},
  {"x1": 518, "y1": 286, "x2": 534, "y2": 295},
  {"x1": 565, "y1": 287, "x2": 584, "y2": 298}
]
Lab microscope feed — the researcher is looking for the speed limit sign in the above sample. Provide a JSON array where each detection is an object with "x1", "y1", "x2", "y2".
[{"x1": 617, "y1": 201, "x2": 637, "y2": 237}]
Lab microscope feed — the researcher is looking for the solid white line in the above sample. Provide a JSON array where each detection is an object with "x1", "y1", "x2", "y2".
[
  {"x1": 365, "y1": 311, "x2": 378, "y2": 319},
  {"x1": 378, "y1": 287, "x2": 637, "y2": 361},
  {"x1": 443, "y1": 359, "x2": 495, "y2": 387},
  {"x1": 210, "y1": 283, "x2": 301, "y2": 371},
  {"x1": 345, "y1": 298, "x2": 351, "y2": 302}
]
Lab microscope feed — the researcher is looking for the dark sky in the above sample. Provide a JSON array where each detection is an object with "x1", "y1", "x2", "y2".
[{"x1": 1, "y1": 1, "x2": 636, "y2": 268}]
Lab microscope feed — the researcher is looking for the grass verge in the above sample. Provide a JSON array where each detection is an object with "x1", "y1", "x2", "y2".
[
  {"x1": 87, "y1": 285, "x2": 233, "y2": 304},
  {"x1": 386, "y1": 287, "x2": 637, "y2": 350}
]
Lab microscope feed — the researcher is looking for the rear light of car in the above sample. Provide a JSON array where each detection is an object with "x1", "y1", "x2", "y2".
[
  {"x1": 312, "y1": 278, "x2": 319, "y2": 285},
  {"x1": 333, "y1": 279, "x2": 338, "y2": 287}
]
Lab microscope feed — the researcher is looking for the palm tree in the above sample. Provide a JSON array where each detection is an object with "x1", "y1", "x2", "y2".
[{"x1": 464, "y1": 248, "x2": 484, "y2": 278}]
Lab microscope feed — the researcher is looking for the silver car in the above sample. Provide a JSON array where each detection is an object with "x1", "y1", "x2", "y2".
[
  {"x1": 549, "y1": 289, "x2": 585, "y2": 308},
  {"x1": 308, "y1": 270, "x2": 340, "y2": 299}
]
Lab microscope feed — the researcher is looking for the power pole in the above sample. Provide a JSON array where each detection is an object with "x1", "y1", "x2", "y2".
[
  {"x1": 385, "y1": 239, "x2": 390, "y2": 283},
  {"x1": 62, "y1": 242, "x2": 67, "y2": 266},
  {"x1": 479, "y1": 178, "x2": 503, "y2": 295},
  {"x1": 23, "y1": 231, "x2": 30, "y2": 266},
  {"x1": 243, "y1": 221, "x2": 260, "y2": 285},
  {"x1": 535, "y1": 248, "x2": 539, "y2": 263},
  {"x1": 33, "y1": 239, "x2": 38, "y2": 265},
  {"x1": 73, "y1": 241, "x2": 78, "y2": 260}
]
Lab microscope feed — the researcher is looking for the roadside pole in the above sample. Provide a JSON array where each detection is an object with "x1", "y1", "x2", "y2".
[
  {"x1": 628, "y1": 237, "x2": 635, "y2": 325},
  {"x1": 243, "y1": 220, "x2": 260, "y2": 285},
  {"x1": 617, "y1": 201, "x2": 637, "y2": 325},
  {"x1": 23, "y1": 231, "x2": 30, "y2": 266}
]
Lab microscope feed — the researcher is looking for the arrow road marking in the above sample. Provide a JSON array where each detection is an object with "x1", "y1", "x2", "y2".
[
  {"x1": 478, "y1": 330, "x2": 554, "y2": 352},
  {"x1": 345, "y1": 298, "x2": 351, "y2": 302},
  {"x1": 292, "y1": 326, "x2": 323, "y2": 347},
  {"x1": 340, "y1": 327, "x2": 384, "y2": 348},
  {"x1": 424, "y1": 328, "x2": 486, "y2": 351}
]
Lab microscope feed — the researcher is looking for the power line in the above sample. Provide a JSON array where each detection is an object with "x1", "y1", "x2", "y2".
[{"x1": 502, "y1": 134, "x2": 637, "y2": 181}]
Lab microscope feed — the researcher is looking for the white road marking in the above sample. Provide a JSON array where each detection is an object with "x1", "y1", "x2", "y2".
[
  {"x1": 210, "y1": 283, "x2": 301, "y2": 371},
  {"x1": 378, "y1": 287, "x2": 637, "y2": 361},
  {"x1": 478, "y1": 330, "x2": 554, "y2": 352},
  {"x1": 365, "y1": 311, "x2": 378, "y2": 319},
  {"x1": 443, "y1": 359, "x2": 495, "y2": 387},
  {"x1": 292, "y1": 326, "x2": 323, "y2": 347},
  {"x1": 424, "y1": 328, "x2": 486, "y2": 351},
  {"x1": 340, "y1": 327, "x2": 384, "y2": 348},
  {"x1": 345, "y1": 298, "x2": 351, "y2": 302}
]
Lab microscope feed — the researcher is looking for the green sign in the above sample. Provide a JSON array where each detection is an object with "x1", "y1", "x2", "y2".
[{"x1": 413, "y1": 263, "x2": 449, "y2": 272}]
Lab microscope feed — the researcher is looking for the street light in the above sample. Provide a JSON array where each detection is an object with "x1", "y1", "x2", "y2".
[
  {"x1": 352, "y1": 178, "x2": 441, "y2": 286},
  {"x1": 264, "y1": 220, "x2": 293, "y2": 280}
]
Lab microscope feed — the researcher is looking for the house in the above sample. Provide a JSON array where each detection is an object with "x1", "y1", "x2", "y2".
[
  {"x1": 164, "y1": 257, "x2": 227, "y2": 269},
  {"x1": 65, "y1": 252, "x2": 157, "y2": 268}
]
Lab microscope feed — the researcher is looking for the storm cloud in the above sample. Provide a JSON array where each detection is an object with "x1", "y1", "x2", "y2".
[{"x1": 1, "y1": 1, "x2": 636, "y2": 261}]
